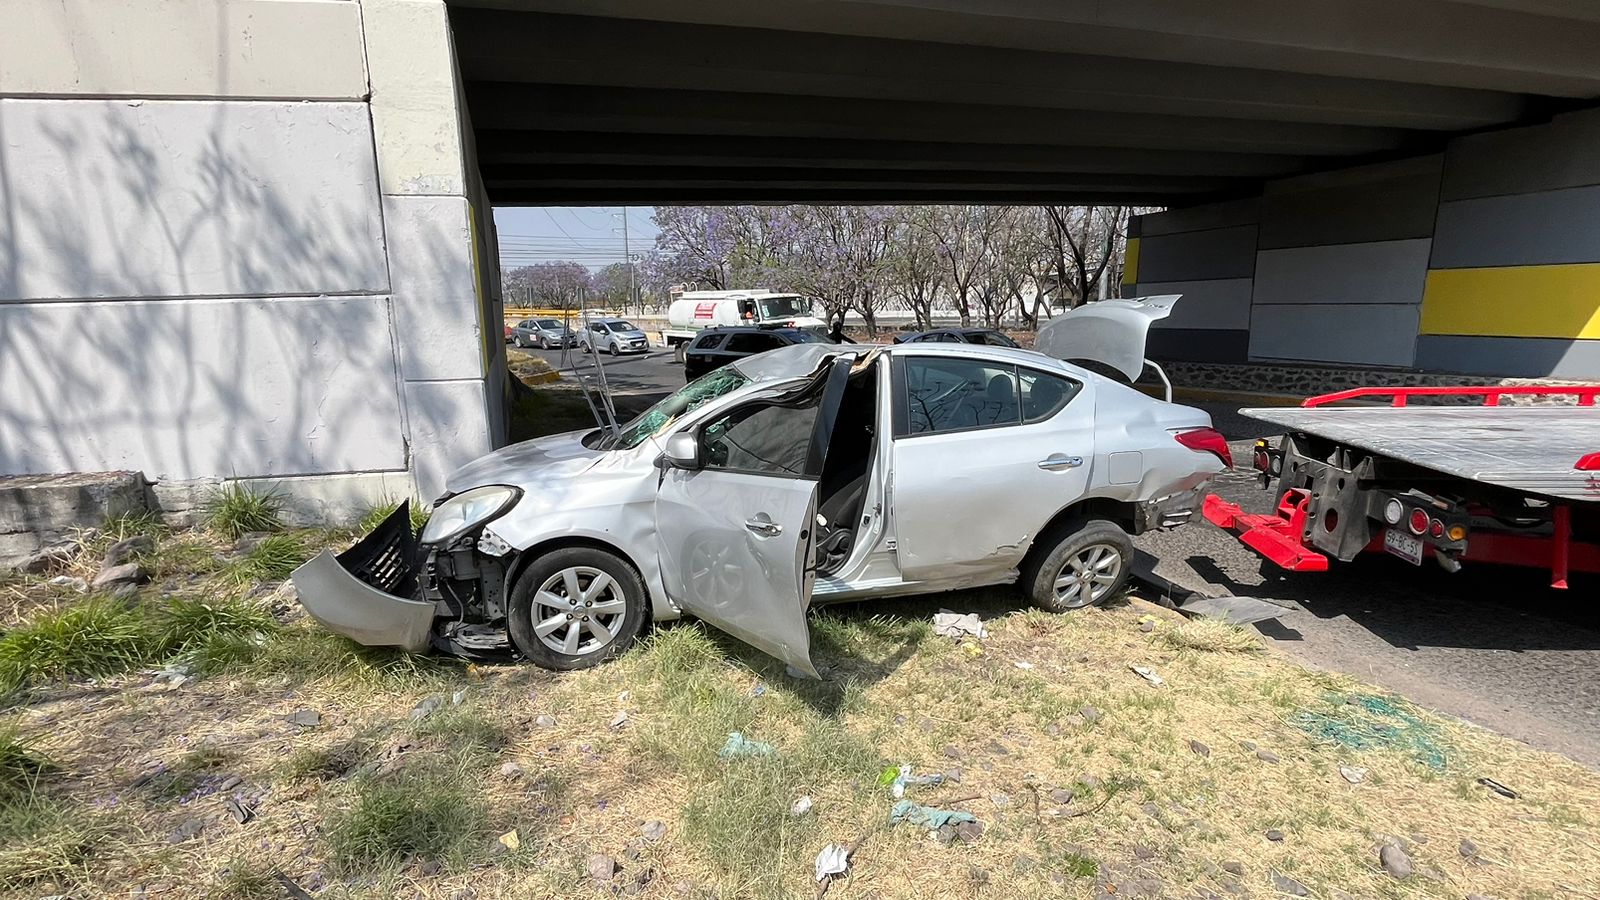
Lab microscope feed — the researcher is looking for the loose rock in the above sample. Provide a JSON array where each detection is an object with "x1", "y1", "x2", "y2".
[
  {"x1": 1265, "y1": 829, "x2": 1285, "y2": 842},
  {"x1": 1221, "y1": 861, "x2": 1244, "y2": 877},
  {"x1": 1239, "y1": 740, "x2": 1257, "y2": 752},
  {"x1": 1458, "y1": 839, "x2": 1479, "y2": 858},
  {"x1": 103, "y1": 535, "x2": 155, "y2": 568},
  {"x1": 1139, "y1": 621, "x2": 1155, "y2": 633},
  {"x1": 933, "y1": 823, "x2": 959, "y2": 845},
  {"x1": 285, "y1": 709, "x2": 320, "y2": 728},
  {"x1": 92, "y1": 562, "x2": 147, "y2": 590},
  {"x1": 1270, "y1": 872, "x2": 1310, "y2": 896},
  {"x1": 955, "y1": 820, "x2": 985, "y2": 843},
  {"x1": 968, "y1": 866, "x2": 990, "y2": 885},
  {"x1": 586, "y1": 854, "x2": 619, "y2": 882},
  {"x1": 1080, "y1": 705, "x2": 1102, "y2": 723},
  {"x1": 1049, "y1": 788, "x2": 1075, "y2": 804},
  {"x1": 168, "y1": 818, "x2": 204, "y2": 844},
  {"x1": 609, "y1": 711, "x2": 629, "y2": 730},
  {"x1": 218, "y1": 775, "x2": 243, "y2": 792},
  {"x1": 499, "y1": 762, "x2": 523, "y2": 779},
  {"x1": 1255, "y1": 749, "x2": 1280, "y2": 764},
  {"x1": 1340, "y1": 765, "x2": 1367, "y2": 784},
  {"x1": 642, "y1": 820, "x2": 667, "y2": 841},
  {"x1": 942, "y1": 744, "x2": 961, "y2": 759},
  {"x1": 535, "y1": 714, "x2": 557, "y2": 727},
  {"x1": 1190, "y1": 739, "x2": 1211, "y2": 758},
  {"x1": 1380, "y1": 842, "x2": 1413, "y2": 879}
]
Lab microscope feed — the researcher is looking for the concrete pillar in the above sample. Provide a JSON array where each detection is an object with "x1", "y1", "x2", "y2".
[{"x1": 363, "y1": 0, "x2": 507, "y2": 499}]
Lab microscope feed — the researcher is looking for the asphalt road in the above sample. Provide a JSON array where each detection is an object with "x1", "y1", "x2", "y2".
[
  {"x1": 512, "y1": 342, "x2": 684, "y2": 396},
  {"x1": 511, "y1": 342, "x2": 1600, "y2": 767},
  {"x1": 1139, "y1": 403, "x2": 1600, "y2": 769}
]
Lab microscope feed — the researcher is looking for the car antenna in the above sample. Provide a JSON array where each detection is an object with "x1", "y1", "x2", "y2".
[{"x1": 559, "y1": 296, "x2": 622, "y2": 438}]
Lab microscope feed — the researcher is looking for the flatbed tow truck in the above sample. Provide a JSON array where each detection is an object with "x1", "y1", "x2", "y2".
[{"x1": 1204, "y1": 385, "x2": 1600, "y2": 589}]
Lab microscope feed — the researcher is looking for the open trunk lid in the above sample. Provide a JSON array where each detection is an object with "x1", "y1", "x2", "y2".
[{"x1": 1033, "y1": 294, "x2": 1180, "y2": 383}]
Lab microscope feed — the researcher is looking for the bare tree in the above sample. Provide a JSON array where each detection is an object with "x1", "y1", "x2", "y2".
[{"x1": 1043, "y1": 206, "x2": 1130, "y2": 308}]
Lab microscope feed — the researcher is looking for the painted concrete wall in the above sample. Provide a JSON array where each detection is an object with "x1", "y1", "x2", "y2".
[
  {"x1": 1, "y1": 0, "x2": 504, "y2": 515},
  {"x1": 1131, "y1": 113, "x2": 1600, "y2": 378}
]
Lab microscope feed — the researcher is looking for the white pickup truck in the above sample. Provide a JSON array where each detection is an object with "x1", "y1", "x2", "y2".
[{"x1": 661, "y1": 290, "x2": 828, "y2": 361}]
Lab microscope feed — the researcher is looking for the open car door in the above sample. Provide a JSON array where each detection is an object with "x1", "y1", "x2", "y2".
[
  {"x1": 654, "y1": 357, "x2": 852, "y2": 677},
  {"x1": 1033, "y1": 294, "x2": 1181, "y2": 382}
]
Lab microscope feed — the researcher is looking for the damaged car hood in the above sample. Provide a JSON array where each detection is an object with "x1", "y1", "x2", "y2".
[{"x1": 444, "y1": 429, "x2": 603, "y2": 494}]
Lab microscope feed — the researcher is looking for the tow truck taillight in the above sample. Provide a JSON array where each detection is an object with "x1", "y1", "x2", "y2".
[{"x1": 1175, "y1": 428, "x2": 1233, "y2": 468}]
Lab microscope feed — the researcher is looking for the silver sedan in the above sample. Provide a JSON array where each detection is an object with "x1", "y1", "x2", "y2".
[{"x1": 294, "y1": 296, "x2": 1228, "y2": 675}]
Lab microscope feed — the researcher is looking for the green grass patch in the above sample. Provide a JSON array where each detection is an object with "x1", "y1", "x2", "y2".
[
  {"x1": 224, "y1": 533, "x2": 308, "y2": 585},
  {"x1": 1155, "y1": 618, "x2": 1263, "y2": 654},
  {"x1": 325, "y1": 756, "x2": 490, "y2": 875},
  {"x1": 357, "y1": 499, "x2": 430, "y2": 536},
  {"x1": 204, "y1": 858, "x2": 280, "y2": 900},
  {"x1": 244, "y1": 624, "x2": 453, "y2": 692},
  {"x1": 0, "y1": 726, "x2": 57, "y2": 801},
  {"x1": 0, "y1": 788, "x2": 97, "y2": 889},
  {"x1": 204, "y1": 483, "x2": 286, "y2": 540},
  {"x1": 280, "y1": 733, "x2": 381, "y2": 783},
  {"x1": 409, "y1": 703, "x2": 508, "y2": 762},
  {"x1": 0, "y1": 597, "x2": 161, "y2": 694}
]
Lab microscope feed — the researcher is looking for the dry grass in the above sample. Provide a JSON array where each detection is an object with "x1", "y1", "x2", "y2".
[{"x1": 2, "y1": 535, "x2": 1598, "y2": 899}]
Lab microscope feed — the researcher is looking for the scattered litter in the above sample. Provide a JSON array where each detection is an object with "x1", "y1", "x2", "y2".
[
  {"x1": 718, "y1": 732, "x2": 775, "y2": 759},
  {"x1": 933, "y1": 609, "x2": 986, "y2": 640},
  {"x1": 618, "y1": 690, "x2": 630, "y2": 702},
  {"x1": 889, "y1": 799, "x2": 978, "y2": 831},
  {"x1": 1340, "y1": 766, "x2": 1367, "y2": 784},
  {"x1": 1177, "y1": 594, "x2": 1289, "y2": 626},
  {"x1": 48, "y1": 575, "x2": 88, "y2": 592},
  {"x1": 960, "y1": 642, "x2": 984, "y2": 658},
  {"x1": 285, "y1": 709, "x2": 320, "y2": 728},
  {"x1": 751, "y1": 683, "x2": 767, "y2": 697},
  {"x1": 452, "y1": 689, "x2": 468, "y2": 705},
  {"x1": 641, "y1": 820, "x2": 667, "y2": 841},
  {"x1": 883, "y1": 764, "x2": 946, "y2": 798},
  {"x1": 815, "y1": 843, "x2": 850, "y2": 884},
  {"x1": 791, "y1": 795, "x2": 814, "y2": 816},
  {"x1": 609, "y1": 711, "x2": 629, "y2": 730},
  {"x1": 223, "y1": 797, "x2": 254, "y2": 824},
  {"x1": 1477, "y1": 777, "x2": 1519, "y2": 799},
  {"x1": 410, "y1": 695, "x2": 446, "y2": 720},
  {"x1": 497, "y1": 829, "x2": 521, "y2": 852},
  {"x1": 1130, "y1": 665, "x2": 1165, "y2": 687},
  {"x1": 1292, "y1": 693, "x2": 1448, "y2": 771},
  {"x1": 535, "y1": 714, "x2": 557, "y2": 727},
  {"x1": 1013, "y1": 661, "x2": 1034, "y2": 670},
  {"x1": 274, "y1": 873, "x2": 316, "y2": 900}
]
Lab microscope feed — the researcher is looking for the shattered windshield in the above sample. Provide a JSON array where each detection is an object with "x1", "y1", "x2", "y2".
[
  {"x1": 607, "y1": 367, "x2": 750, "y2": 450},
  {"x1": 757, "y1": 296, "x2": 812, "y2": 319}
]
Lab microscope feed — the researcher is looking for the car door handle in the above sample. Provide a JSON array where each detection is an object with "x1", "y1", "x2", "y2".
[
  {"x1": 1037, "y1": 454, "x2": 1084, "y2": 471},
  {"x1": 745, "y1": 519, "x2": 783, "y2": 537}
]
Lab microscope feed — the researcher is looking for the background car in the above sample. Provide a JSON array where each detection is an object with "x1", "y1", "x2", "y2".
[
  {"x1": 893, "y1": 328, "x2": 1020, "y2": 347},
  {"x1": 580, "y1": 319, "x2": 651, "y2": 356},
  {"x1": 683, "y1": 326, "x2": 827, "y2": 379},
  {"x1": 513, "y1": 318, "x2": 576, "y2": 349}
]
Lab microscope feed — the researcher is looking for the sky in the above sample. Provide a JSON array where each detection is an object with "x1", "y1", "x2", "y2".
[{"x1": 491, "y1": 206, "x2": 660, "y2": 273}]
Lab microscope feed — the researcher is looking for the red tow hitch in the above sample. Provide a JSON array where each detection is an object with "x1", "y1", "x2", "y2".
[{"x1": 1202, "y1": 489, "x2": 1330, "y2": 572}]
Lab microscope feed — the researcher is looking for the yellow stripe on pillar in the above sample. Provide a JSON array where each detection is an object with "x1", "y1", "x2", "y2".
[
  {"x1": 1122, "y1": 238, "x2": 1140, "y2": 286},
  {"x1": 1420, "y1": 264, "x2": 1600, "y2": 339}
]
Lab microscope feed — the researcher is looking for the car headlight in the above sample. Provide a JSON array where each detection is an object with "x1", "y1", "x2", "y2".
[{"x1": 419, "y1": 485, "x2": 521, "y2": 546}]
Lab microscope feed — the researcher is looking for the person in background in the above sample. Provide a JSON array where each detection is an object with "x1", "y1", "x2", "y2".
[{"x1": 828, "y1": 311, "x2": 855, "y2": 344}]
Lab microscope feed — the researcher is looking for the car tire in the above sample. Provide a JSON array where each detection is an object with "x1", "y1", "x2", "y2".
[
  {"x1": 1020, "y1": 518, "x2": 1133, "y2": 613},
  {"x1": 508, "y1": 546, "x2": 648, "y2": 671},
  {"x1": 609, "y1": 342, "x2": 621, "y2": 357}
]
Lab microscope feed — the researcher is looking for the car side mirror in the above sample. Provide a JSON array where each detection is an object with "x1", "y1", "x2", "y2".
[{"x1": 657, "y1": 432, "x2": 702, "y2": 470}]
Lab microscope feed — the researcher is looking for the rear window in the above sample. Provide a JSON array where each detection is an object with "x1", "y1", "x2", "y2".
[
  {"x1": 724, "y1": 332, "x2": 783, "y2": 354},
  {"x1": 692, "y1": 333, "x2": 727, "y2": 350},
  {"x1": 537, "y1": 319, "x2": 562, "y2": 328}
]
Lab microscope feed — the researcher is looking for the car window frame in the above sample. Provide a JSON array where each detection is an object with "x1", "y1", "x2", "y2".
[
  {"x1": 723, "y1": 331, "x2": 783, "y2": 355},
  {"x1": 890, "y1": 355, "x2": 1080, "y2": 439},
  {"x1": 693, "y1": 394, "x2": 824, "y2": 480},
  {"x1": 691, "y1": 332, "x2": 728, "y2": 351}
]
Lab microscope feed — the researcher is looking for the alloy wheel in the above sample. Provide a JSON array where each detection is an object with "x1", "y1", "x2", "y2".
[
  {"x1": 1052, "y1": 543, "x2": 1124, "y2": 608},
  {"x1": 531, "y1": 566, "x2": 628, "y2": 655}
]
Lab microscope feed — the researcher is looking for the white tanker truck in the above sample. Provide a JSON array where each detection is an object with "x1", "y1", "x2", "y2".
[{"x1": 660, "y1": 290, "x2": 827, "y2": 361}]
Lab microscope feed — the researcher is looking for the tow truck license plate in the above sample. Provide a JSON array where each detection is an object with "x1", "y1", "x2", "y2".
[{"x1": 1383, "y1": 528, "x2": 1424, "y2": 565}]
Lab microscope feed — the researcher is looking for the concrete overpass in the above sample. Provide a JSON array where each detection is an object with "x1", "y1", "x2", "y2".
[
  {"x1": 3, "y1": 0, "x2": 1598, "y2": 516},
  {"x1": 449, "y1": 1, "x2": 1600, "y2": 204}
]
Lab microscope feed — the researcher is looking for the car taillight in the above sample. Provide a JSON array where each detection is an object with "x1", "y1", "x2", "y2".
[
  {"x1": 1174, "y1": 428, "x2": 1232, "y2": 468},
  {"x1": 1430, "y1": 518, "x2": 1445, "y2": 538},
  {"x1": 1578, "y1": 452, "x2": 1600, "y2": 471},
  {"x1": 1408, "y1": 508, "x2": 1429, "y2": 535}
]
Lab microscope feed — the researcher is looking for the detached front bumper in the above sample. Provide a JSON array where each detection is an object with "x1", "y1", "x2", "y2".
[{"x1": 290, "y1": 503, "x2": 434, "y2": 652}]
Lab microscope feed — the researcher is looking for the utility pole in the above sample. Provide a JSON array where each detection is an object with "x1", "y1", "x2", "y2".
[{"x1": 614, "y1": 208, "x2": 636, "y2": 314}]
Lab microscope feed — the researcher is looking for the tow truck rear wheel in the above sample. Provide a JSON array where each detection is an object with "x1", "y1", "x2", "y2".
[
  {"x1": 508, "y1": 547, "x2": 647, "y2": 670},
  {"x1": 1021, "y1": 519, "x2": 1133, "y2": 612}
]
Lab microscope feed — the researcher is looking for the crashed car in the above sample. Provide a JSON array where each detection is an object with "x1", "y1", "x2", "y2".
[{"x1": 292, "y1": 295, "x2": 1229, "y2": 676}]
